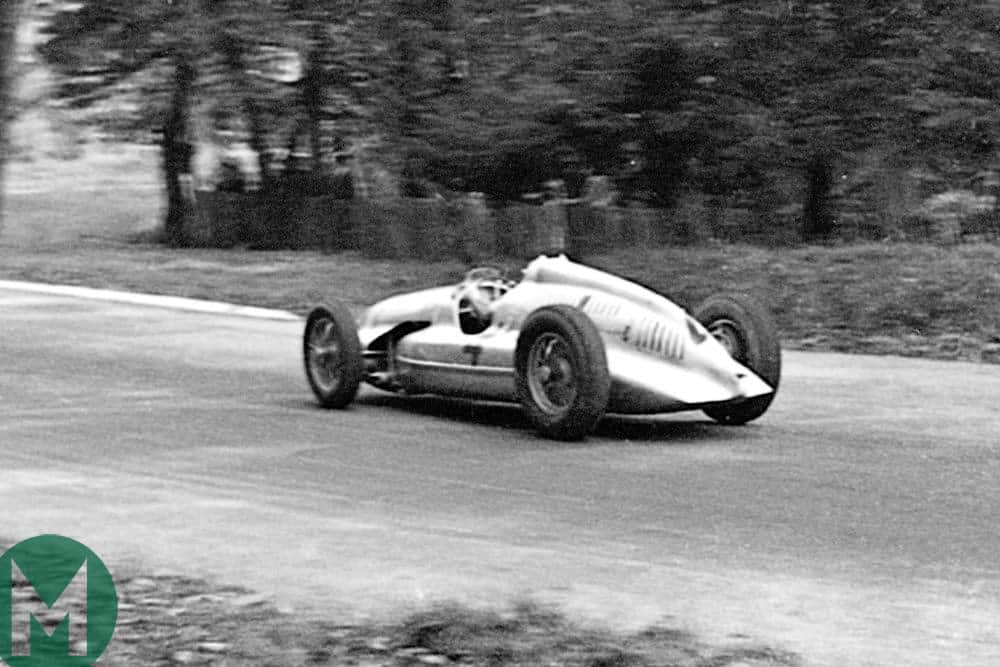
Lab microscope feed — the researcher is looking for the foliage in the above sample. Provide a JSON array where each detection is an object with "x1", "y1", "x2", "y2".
[
  {"x1": 0, "y1": 0, "x2": 22, "y2": 230},
  {"x1": 29, "y1": 0, "x2": 1000, "y2": 241}
]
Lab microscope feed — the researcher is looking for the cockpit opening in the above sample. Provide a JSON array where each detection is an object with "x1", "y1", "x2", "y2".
[{"x1": 456, "y1": 267, "x2": 516, "y2": 334}]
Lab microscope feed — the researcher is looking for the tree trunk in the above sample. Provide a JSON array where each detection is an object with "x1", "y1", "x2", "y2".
[
  {"x1": 245, "y1": 98, "x2": 270, "y2": 190},
  {"x1": 0, "y1": 0, "x2": 21, "y2": 234},
  {"x1": 303, "y1": 44, "x2": 323, "y2": 175},
  {"x1": 218, "y1": 32, "x2": 271, "y2": 191},
  {"x1": 162, "y1": 55, "x2": 196, "y2": 246},
  {"x1": 802, "y1": 150, "x2": 835, "y2": 242}
]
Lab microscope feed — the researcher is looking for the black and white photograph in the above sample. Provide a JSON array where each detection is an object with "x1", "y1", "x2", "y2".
[{"x1": 1, "y1": 1, "x2": 999, "y2": 665}]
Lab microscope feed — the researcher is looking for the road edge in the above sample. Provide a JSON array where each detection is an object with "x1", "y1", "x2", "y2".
[{"x1": 0, "y1": 279, "x2": 301, "y2": 321}]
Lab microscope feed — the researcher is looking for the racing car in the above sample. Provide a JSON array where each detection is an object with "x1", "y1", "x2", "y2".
[{"x1": 303, "y1": 254, "x2": 780, "y2": 440}]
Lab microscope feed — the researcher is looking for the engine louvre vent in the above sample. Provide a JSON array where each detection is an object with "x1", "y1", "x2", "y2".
[{"x1": 634, "y1": 316, "x2": 684, "y2": 360}]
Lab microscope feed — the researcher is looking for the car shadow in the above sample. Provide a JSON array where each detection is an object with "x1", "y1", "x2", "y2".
[
  {"x1": 348, "y1": 392, "x2": 743, "y2": 444},
  {"x1": 595, "y1": 415, "x2": 744, "y2": 443},
  {"x1": 357, "y1": 392, "x2": 527, "y2": 430}
]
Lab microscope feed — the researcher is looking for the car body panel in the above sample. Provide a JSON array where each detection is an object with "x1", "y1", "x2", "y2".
[{"x1": 357, "y1": 255, "x2": 774, "y2": 414}]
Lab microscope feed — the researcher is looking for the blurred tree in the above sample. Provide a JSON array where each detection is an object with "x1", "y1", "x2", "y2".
[
  {"x1": 377, "y1": 0, "x2": 471, "y2": 197},
  {"x1": 611, "y1": 42, "x2": 702, "y2": 208},
  {"x1": 0, "y1": 0, "x2": 20, "y2": 232},
  {"x1": 40, "y1": 0, "x2": 300, "y2": 245},
  {"x1": 30, "y1": 0, "x2": 1000, "y2": 245},
  {"x1": 280, "y1": 2, "x2": 365, "y2": 182}
]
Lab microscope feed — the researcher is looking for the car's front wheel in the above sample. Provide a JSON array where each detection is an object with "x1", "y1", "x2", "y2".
[
  {"x1": 515, "y1": 305, "x2": 611, "y2": 440},
  {"x1": 303, "y1": 301, "x2": 364, "y2": 408},
  {"x1": 694, "y1": 293, "x2": 781, "y2": 425}
]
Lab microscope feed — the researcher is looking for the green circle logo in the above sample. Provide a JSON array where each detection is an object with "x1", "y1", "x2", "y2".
[{"x1": 0, "y1": 535, "x2": 117, "y2": 666}]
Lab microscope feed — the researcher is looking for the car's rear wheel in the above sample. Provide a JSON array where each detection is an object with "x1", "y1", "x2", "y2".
[
  {"x1": 694, "y1": 293, "x2": 781, "y2": 425},
  {"x1": 303, "y1": 302, "x2": 363, "y2": 408},
  {"x1": 515, "y1": 305, "x2": 611, "y2": 440}
]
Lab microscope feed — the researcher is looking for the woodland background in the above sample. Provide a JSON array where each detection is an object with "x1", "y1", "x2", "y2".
[{"x1": 5, "y1": 1, "x2": 1000, "y2": 251}]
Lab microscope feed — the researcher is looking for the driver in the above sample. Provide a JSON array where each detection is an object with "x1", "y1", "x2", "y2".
[
  {"x1": 463, "y1": 282, "x2": 496, "y2": 323},
  {"x1": 457, "y1": 268, "x2": 512, "y2": 333}
]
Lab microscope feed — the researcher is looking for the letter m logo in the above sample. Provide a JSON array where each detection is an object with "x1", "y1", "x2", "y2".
[{"x1": 10, "y1": 558, "x2": 87, "y2": 656}]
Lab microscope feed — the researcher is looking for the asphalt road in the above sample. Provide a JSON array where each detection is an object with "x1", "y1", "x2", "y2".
[{"x1": 2, "y1": 287, "x2": 999, "y2": 666}]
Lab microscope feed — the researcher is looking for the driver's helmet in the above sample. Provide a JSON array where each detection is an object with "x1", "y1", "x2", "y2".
[{"x1": 457, "y1": 267, "x2": 512, "y2": 324}]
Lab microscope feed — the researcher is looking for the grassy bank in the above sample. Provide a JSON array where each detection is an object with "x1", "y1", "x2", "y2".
[
  {"x1": 0, "y1": 536, "x2": 794, "y2": 665},
  {"x1": 1, "y1": 240, "x2": 998, "y2": 363},
  {"x1": 592, "y1": 242, "x2": 1000, "y2": 362},
  {"x1": 100, "y1": 572, "x2": 801, "y2": 665}
]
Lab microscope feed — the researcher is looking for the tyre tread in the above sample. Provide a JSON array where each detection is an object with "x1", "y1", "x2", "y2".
[
  {"x1": 694, "y1": 293, "x2": 781, "y2": 425},
  {"x1": 515, "y1": 305, "x2": 611, "y2": 440},
  {"x1": 304, "y1": 301, "x2": 364, "y2": 409}
]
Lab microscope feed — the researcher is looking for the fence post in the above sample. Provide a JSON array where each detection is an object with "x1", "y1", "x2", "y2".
[
  {"x1": 537, "y1": 200, "x2": 567, "y2": 254},
  {"x1": 459, "y1": 192, "x2": 495, "y2": 261}
]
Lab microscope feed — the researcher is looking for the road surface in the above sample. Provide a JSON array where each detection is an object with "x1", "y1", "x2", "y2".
[{"x1": 1, "y1": 286, "x2": 998, "y2": 666}]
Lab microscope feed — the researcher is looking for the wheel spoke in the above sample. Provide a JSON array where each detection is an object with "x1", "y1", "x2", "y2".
[
  {"x1": 527, "y1": 332, "x2": 578, "y2": 414},
  {"x1": 537, "y1": 364, "x2": 552, "y2": 383},
  {"x1": 308, "y1": 317, "x2": 345, "y2": 392},
  {"x1": 709, "y1": 320, "x2": 743, "y2": 359},
  {"x1": 312, "y1": 320, "x2": 334, "y2": 345},
  {"x1": 310, "y1": 343, "x2": 340, "y2": 357},
  {"x1": 548, "y1": 371, "x2": 576, "y2": 406}
]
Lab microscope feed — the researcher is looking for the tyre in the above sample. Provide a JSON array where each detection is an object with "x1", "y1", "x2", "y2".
[
  {"x1": 694, "y1": 293, "x2": 781, "y2": 425},
  {"x1": 515, "y1": 305, "x2": 611, "y2": 440},
  {"x1": 303, "y1": 301, "x2": 364, "y2": 408}
]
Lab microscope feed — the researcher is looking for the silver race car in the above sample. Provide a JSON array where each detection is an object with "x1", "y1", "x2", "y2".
[{"x1": 304, "y1": 254, "x2": 780, "y2": 440}]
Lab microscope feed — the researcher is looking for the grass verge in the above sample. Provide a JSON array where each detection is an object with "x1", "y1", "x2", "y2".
[
  {"x1": 1, "y1": 239, "x2": 998, "y2": 363},
  {"x1": 0, "y1": 535, "x2": 796, "y2": 665},
  {"x1": 102, "y1": 573, "x2": 800, "y2": 665}
]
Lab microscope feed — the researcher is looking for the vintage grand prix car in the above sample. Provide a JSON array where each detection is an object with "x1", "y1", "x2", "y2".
[{"x1": 303, "y1": 254, "x2": 780, "y2": 440}]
